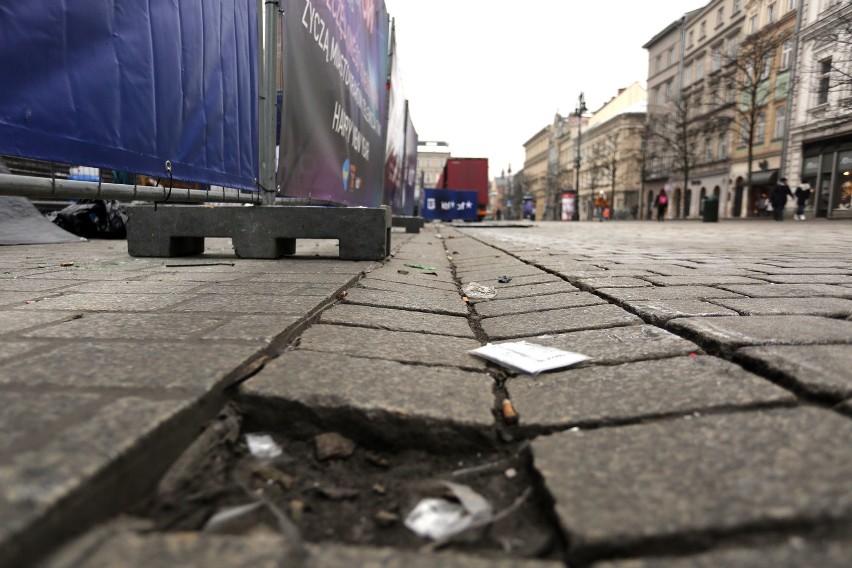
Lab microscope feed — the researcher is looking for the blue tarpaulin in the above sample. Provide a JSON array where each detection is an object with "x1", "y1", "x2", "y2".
[{"x1": 0, "y1": 0, "x2": 258, "y2": 190}]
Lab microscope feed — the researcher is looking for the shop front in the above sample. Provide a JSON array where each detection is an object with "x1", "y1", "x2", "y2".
[{"x1": 801, "y1": 138, "x2": 852, "y2": 219}]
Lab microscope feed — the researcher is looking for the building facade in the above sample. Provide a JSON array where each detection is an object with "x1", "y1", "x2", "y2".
[
  {"x1": 415, "y1": 141, "x2": 451, "y2": 205},
  {"x1": 787, "y1": 0, "x2": 852, "y2": 218}
]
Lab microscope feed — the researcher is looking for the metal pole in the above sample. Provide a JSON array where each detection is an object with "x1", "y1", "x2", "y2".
[
  {"x1": 0, "y1": 173, "x2": 335, "y2": 206},
  {"x1": 573, "y1": 93, "x2": 586, "y2": 221},
  {"x1": 779, "y1": 0, "x2": 805, "y2": 179},
  {"x1": 260, "y1": 0, "x2": 279, "y2": 205}
]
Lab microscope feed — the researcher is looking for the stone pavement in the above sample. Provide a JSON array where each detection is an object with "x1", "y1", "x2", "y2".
[{"x1": 0, "y1": 219, "x2": 850, "y2": 567}]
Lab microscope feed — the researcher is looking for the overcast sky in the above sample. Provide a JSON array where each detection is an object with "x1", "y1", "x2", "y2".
[{"x1": 383, "y1": 0, "x2": 702, "y2": 179}]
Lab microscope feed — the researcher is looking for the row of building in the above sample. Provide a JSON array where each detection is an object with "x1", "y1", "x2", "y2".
[{"x1": 488, "y1": 0, "x2": 852, "y2": 221}]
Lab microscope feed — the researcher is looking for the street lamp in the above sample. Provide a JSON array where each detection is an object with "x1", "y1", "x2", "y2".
[
  {"x1": 573, "y1": 92, "x2": 587, "y2": 221},
  {"x1": 506, "y1": 164, "x2": 512, "y2": 219}
]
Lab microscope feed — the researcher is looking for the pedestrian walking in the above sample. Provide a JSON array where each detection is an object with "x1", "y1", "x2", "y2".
[
  {"x1": 769, "y1": 178, "x2": 794, "y2": 221},
  {"x1": 794, "y1": 182, "x2": 811, "y2": 221},
  {"x1": 654, "y1": 190, "x2": 668, "y2": 221}
]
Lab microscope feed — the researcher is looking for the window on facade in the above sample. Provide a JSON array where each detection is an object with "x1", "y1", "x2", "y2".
[
  {"x1": 760, "y1": 53, "x2": 772, "y2": 81},
  {"x1": 728, "y1": 36, "x2": 739, "y2": 58},
  {"x1": 767, "y1": 3, "x2": 776, "y2": 23},
  {"x1": 717, "y1": 7, "x2": 725, "y2": 26},
  {"x1": 700, "y1": 22, "x2": 706, "y2": 39},
  {"x1": 668, "y1": 47, "x2": 674, "y2": 65},
  {"x1": 755, "y1": 113, "x2": 766, "y2": 144},
  {"x1": 734, "y1": 0, "x2": 741, "y2": 13},
  {"x1": 712, "y1": 47, "x2": 723, "y2": 71},
  {"x1": 824, "y1": 0, "x2": 842, "y2": 10},
  {"x1": 695, "y1": 56, "x2": 705, "y2": 81},
  {"x1": 816, "y1": 57, "x2": 832, "y2": 104},
  {"x1": 774, "y1": 107, "x2": 786, "y2": 139},
  {"x1": 665, "y1": 80, "x2": 673, "y2": 101},
  {"x1": 750, "y1": 15, "x2": 758, "y2": 33},
  {"x1": 653, "y1": 87, "x2": 660, "y2": 105},
  {"x1": 786, "y1": 0, "x2": 795, "y2": 11},
  {"x1": 739, "y1": 121, "x2": 748, "y2": 147},
  {"x1": 688, "y1": 30, "x2": 695, "y2": 48},
  {"x1": 656, "y1": 54, "x2": 662, "y2": 72},
  {"x1": 684, "y1": 63, "x2": 692, "y2": 85},
  {"x1": 705, "y1": 136, "x2": 713, "y2": 162},
  {"x1": 780, "y1": 40, "x2": 792, "y2": 69},
  {"x1": 719, "y1": 132, "x2": 729, "y2": 159}
]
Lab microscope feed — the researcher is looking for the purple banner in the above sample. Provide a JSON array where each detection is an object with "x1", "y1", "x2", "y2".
[
  {"x1": 400, "y1": 103, "x2": 418, "y2": 216},
  {"x1": 384, "y1": 26, "x2": 406, "y2": 212},
  {"x1": 278, "y1": 0, "x2": 389, "y2": 206}
]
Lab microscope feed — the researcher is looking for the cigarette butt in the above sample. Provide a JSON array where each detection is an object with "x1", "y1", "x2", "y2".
[
  {"x1": 462, "y1": 296, "x2": 469, "y2": 303},
  {"x1": 502, "y1": 399, "x2": 518, "y2": 424}
]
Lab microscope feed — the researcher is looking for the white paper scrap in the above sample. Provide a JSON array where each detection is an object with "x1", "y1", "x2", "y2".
[{"x1": 469, "y1": 341, "x2": 590, "y2": 375}]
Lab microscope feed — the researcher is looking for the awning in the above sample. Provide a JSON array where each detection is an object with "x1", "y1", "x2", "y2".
[{"x1": 746, "y1": 170, "x2": 778, "y2": 186}]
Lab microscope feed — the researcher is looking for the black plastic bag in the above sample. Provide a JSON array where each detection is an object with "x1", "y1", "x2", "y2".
[{"x1": 48, "y1": 200, "x2": 127, "y2": 239}]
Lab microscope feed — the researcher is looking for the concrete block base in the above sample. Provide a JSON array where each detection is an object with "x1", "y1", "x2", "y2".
[
  {"x1": 126, "y1": 205, "x2": 391, "y2": 260},
  {"x1": 391, "y1": 215, "x2": 424, "y2": 233}
]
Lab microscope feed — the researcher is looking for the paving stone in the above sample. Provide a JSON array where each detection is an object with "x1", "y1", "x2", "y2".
[
  {"x1": 138, "y1": 271, "x2": 248, "y2": 283},
  {"x1": 23, "y1": 313, "x2": 229, "y2": 340},
  {"x1": 456, "y1": 265, "x2": 546, "y2": 281},
  {"x1": 0, "y1": 311, "x2": 81, "y2": 334},
  {"x1": 16, "y1": 293, "x2": 193, "y2": 312},
  {"x1": 359, "y1": 271, "x2": 460, "y2": 293},
  {"x1": 748, "y1": 267, "x2": 851, "y2": 275},
  {"x1": 668, "y1": 315, "x2": 852, "y2": 354},
  {"x1": 748, "y1": 274, "x2": 852, "y2": 285},
  {"x1": 511, "y1": 325, "x2": 700, "y2": 364},
  {"x1": 304, "y1": 543, "x2": 565, "y2": 567},
  {"x1": 492, "y1": 273, "x2": 564, "y2": 287},
  {"x1": 509, "y1": 356, "x2": 794, "y2": 433},
  {"x1": 735, "y1": 344, "x2": 852, "y2": 402},
  {"x1": 0, "y1": 340, "x2": 49, "y2": 363},
  {"x1": 574, "y1": 277, "x2": 654, "y2": 289},
  {"x1": 532, "y1": 407, "x2": 852, "y2": 564},
  {"x1": 0, "y1": 280, "x2": 79, "y2": 292},
  {"x1": 62, "y1": 281, "x2": 203, "y2": 294},
  {"x1": 0, "y1": 341, "x2": 264, "y2": 390},
  {"x1": 475, "y1": 292, "x2": 606, "y2": 318},
  {"x1": 626, "y1": 300, "x2": 740, "y2": 324},
  {"x1": 297, "y1": 324, "x2": 484, "y2": 370},
  {"x1": 481, "y1": 304, "x2": 642, "y2": 340},
  {"x1": 249, "y1": 272, "x2": 363, "y2": 284},
  {"x1": 342, "y1": 288, "x2": 468, "y2": 316},
  {"x1": 555, "y1": 270, "x2": 656, "y2": 279},
  {"x1": 0, "y1": 396, "x2": 192, "y2": 567},
  {"x1": 201, "y1": 314, "x2": 304, "y2": 342},
  {"x1": 0, "y1": 291, "x2": 51, "y2": 307},
  {"x1": 191, "y1": 282, "x2": 306, "y2": 295},
  {"x1": 240, "y1": 351, "x2": 496, "y2": 449},
  {"x1": 172, "y1": 294, "x2": 325, "y2": 314},
  {"x1": 469, "y1": 281, "x2": 579, "y2": 302},
  {"x1": 710, "y1": 297, "x2": 852, "y2": 317},
  {"x1": 641, "y1": 275, "x2": 767, "y2": 286},
  {"x1": 0, "y1": 392, "x2": 100, "y2": 453},
  {"x1": 355, "y1": 278, "x2": 459, "y2": 298},
  {"x1": 717, "y1": 283, "x2": 852, "y2": 299},
  {"x1": 596, "y1": 286, "x2": 744, "y2": 303},
  {"x1": 593, "y1": 536, "x2": 852, "y2": 568},
  {"x1": 319, "y1": 304, "x2": 474, "y2": 338},
  {"x1": 45, "y1": 530, "x2": 290, "y2": 568}
]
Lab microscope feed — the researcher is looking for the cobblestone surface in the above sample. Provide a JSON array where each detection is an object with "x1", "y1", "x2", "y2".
[{"x1": 2, "y1": 220, "x2": 851, "y2": 567}]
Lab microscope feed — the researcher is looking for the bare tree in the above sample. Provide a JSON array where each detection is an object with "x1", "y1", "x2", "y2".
[
  {"x1": 724, "y1": 26, "x2": 793, "y2": 196},
  {"x1": 647, "y1": 95, "x2": 711, "y2": 217},
  {"x1": 589, "y1": 132, "x2": 621, "y2": 215}
]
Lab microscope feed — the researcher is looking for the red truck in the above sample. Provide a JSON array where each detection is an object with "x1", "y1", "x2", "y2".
[{"x1": 435, "y1": 157, "x2": 489, "y2": 220}]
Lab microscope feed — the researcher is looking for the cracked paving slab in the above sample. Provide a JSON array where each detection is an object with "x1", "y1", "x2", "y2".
[
  {"x1": 239, "y1": 351, "x2": 497, "y2": 450},
  {"x1": 319, "y1": 303, "x2": 475, "y2": 338},
  {"x1": 532, "y1": 407, "x2": 852, "y2": 564}
]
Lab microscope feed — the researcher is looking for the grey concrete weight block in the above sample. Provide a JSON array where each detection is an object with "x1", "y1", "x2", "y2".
[
  {"x1": 391, "y1": 215, "x2": 424, "y2": 233},
  {"x1": 126, "y1": 205, "x2": 391, "y2": 260}
]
